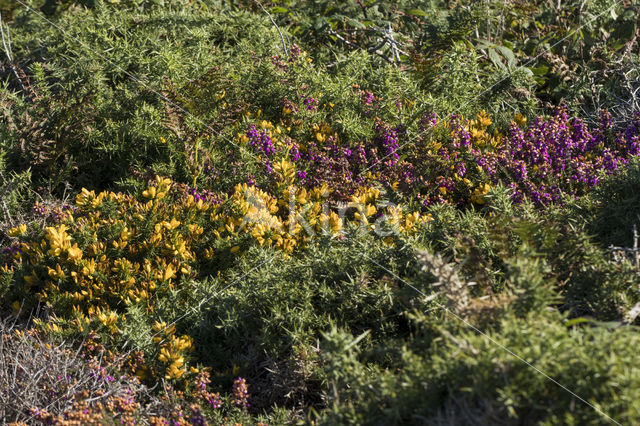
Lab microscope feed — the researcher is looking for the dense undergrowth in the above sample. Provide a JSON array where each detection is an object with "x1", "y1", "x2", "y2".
[{"x1": 0, "y1": 0, "x2": 639, "y2": 424}]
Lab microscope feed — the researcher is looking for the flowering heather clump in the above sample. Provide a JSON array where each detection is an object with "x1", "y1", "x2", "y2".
[
  {"x1": 303, "y1": 97, "x2": 318, "y2": 112},
  {"x1": 419, "y1": 111, "x2": 438, "y2": 132},
  {"x1": 246, "y1": 124, "x2": 276, "y2": 157},
  {"x1": 362, "y1": 91, "x2": 375, "y2": 106},
  {"x1": 491, "y1": 108, "x2": 640, "y2": 206},
  {"x1": 32, "y1": 202, "x2": 48, "y2": 217},
  {"x1": 0, "y1": 320, "x2": 181, "y2": 424},
  {"x1": 293, "y1": 139, "x2": 365, "y2": 200},
  {"x1": 289, "y1": 143, "x2": 301, "y2": 162},
  {"x1": 0, "y1": 243, "x2": 21, "y2": 264},
  {"x1": 361, "y1": 108, "x2": 640, "y2": 208},
  {"x1": 188, "y1": 188, "x2": 224, "y2": 205},
  {"x1": 231, "y1": 377, "x2": 250, "y2": 408},
  {"x1": 375, "y1": 120, "x2": 401, "y2": 166},
  {"x1": 238, "y1": 105, "x2": 640, "y2": 211}
]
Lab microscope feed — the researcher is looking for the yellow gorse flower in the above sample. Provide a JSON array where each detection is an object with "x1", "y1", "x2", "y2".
[
  {"x1": 76, "y1": 188, "x2": 105, "y2": 209},
  {"x1": 67, "y1": 243, "x2": 83, "y2": 261},
  {"x1": 514, "y1": 112, "x2": 527, "y2": 127},
  {"x1": 45, "y1": 224, "x2": 72, "y2": 257},
  {"x1": 471, "y1": 183, "x2": 492, "y2": 205},
  {"x1": 8, "y1": 224, "x2": 27, "y2": 237}
]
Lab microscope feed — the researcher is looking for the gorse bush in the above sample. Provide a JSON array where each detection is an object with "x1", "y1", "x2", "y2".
[
  {"x1": 0, "y1": 174, "x2": 424, "y2": 387},
  {"x1": 2, "y1": 3, "x2": 297, "y2": 192},
  {"x1": 320, "y1": 310, "x2": 640, "y2": 425},
  {"x1": 318, "y1": 250, "x2": 640, "y2": 425},
  {"x1": 0, "y1": 0, "x2": 639, "y2": 424}
]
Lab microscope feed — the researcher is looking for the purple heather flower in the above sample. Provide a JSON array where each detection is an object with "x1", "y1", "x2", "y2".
[
  {"x1": 289, "y1": 44, "x2": 301, "y2": 61},
  {"x1": 246, "y1": 125, "x2": 275, "y2": 157},
  {"x1": 32, "y1": 202, "x2": 48, "y2": 217},
  {"x1": 290, "y1": 143, "x2": 301, "y2": 162},
  {"x1": 420, "y1": 112, "x2": 438, "y2": 131},
  {"x1": 303, "y1": 97, "x2": 318, "y2": 111},
  {"x1": 207, "y1": 393, "x2": 222, "y2": 409},
  {"x1": 362, "y1": 91, "x2": 375, "y2": 106},
  {"x1": 231, "y1": 377, "x2": 250, "y2": 408},
  {"x1": 375, "y1": 121, "x2": 400, "y2": 165},
  {"x1": 188, "y1": 188, "x2": 223, "y2": 205},
  {"x1": 190, "y1": 406, "x2": 207, "y2": 426}
]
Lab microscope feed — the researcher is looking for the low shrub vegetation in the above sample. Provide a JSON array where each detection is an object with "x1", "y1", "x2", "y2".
[{"x1": 0, "y1": 0, "x2": 639, "y2": 424}]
